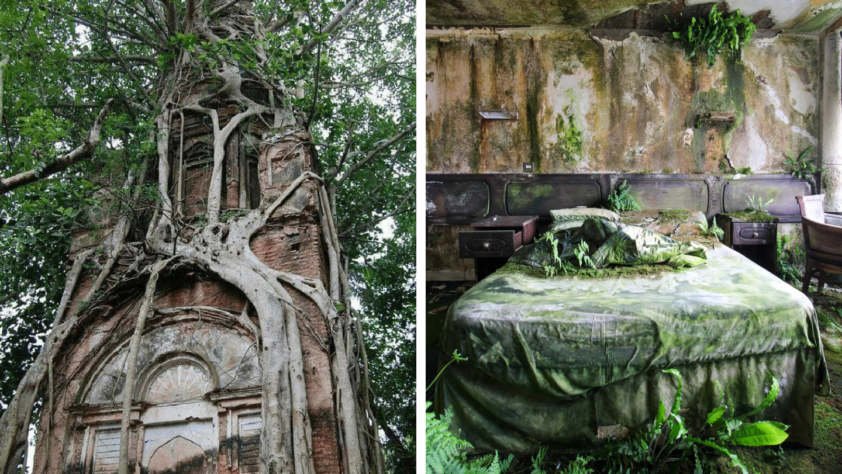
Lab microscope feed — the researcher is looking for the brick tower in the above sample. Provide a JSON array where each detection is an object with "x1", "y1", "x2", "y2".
[{"x1": 31, "y1": 115, "x2": 346, "y2": 474}]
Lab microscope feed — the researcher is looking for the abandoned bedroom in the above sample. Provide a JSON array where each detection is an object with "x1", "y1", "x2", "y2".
[{"x1": 425, "y1": 1, "x2": 842, "y2": 472}]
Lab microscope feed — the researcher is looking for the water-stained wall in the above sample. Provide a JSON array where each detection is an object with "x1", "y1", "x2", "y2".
[{"x1": 426, "y1": 28, "x2": 821, "y2": 174}]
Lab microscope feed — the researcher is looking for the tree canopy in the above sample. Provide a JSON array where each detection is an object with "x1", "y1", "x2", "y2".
[{"x1": 0, "y1": 0, "x2": 415, "y2": 471}]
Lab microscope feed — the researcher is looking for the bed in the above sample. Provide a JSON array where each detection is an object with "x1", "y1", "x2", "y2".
[{"x1": 435, "y1": 243, "x2": 828, "y2": 453}]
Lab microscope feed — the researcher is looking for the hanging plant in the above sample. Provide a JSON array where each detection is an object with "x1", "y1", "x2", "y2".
[{"x1": 667, "y1": 7, "x2": 757, "y2": 68}]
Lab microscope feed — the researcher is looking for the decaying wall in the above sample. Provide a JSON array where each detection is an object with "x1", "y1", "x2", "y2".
[
  {"x1": 33, "y1": 133, "x2": 344, "y2": 474},
  {"x1": 427, "y1": 28, "x2": 820, "y2": 174}
]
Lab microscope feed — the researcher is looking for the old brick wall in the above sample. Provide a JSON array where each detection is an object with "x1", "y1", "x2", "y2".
[{"x1": 34, "y1": 129, "x2": 344, "y2": 474}]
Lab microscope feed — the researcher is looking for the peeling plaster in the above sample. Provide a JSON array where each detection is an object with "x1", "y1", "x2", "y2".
[
  {"x1": 426, "y1": 29, "x2": 820, "y2": 174},
  {"x1": 728, "y1": 110, "x2": 768, "y2": 170},
  {"x1": 787, "y1": 67, "x2": 817, "y2": 116}
]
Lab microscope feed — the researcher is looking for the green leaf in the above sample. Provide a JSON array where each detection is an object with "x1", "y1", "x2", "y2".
[
  {"x1": 737, "y1": 377, "x2": 779, "y2": 421},
  {"x1": 668, "y1": 413, "x2": 687, "y2": 442},
  {"x1": 663, "y1": 369, "x2": 683, "y2": 415},
  {"x1": 729, "y1": 421, "x2": 789, "y2": 446},
  {"x1": 706, "y1": 406, "x2": 726, "y2": 425},
  {"x1": 655, "y1": 400, "x2": 667, "y2": 425}
]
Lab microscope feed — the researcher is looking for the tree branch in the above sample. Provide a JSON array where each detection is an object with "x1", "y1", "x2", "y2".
[
  {"x1": 70, "y1": 55, "x2": 156, "y2": 65},
  {"x1": 266, "y1": 15, "x2": 291, "y2": 33},
  {"x1": 211, "y1": 0, "x2": 243, "y2": 16},
  {"x1": 301, "y1": 0, "x2": 362, "y2": 53},
  {"x1": 334, "y1": 121, "x2": 415, "y2": 186},
  {"x1": 0, "y1": 55, "x2": 8, "y2": 132},
  {"x1": 0, "y1": 99, "x2": 115, "y2": 194},
  {"x1": 306, "y1": 39, "x2": 322, "y2": 127},
  {"x1": 100, "y1": 11, "x2": 154, "y2": 106},
  {"x1": 369, "y1": 399, "x2": 409, "y2": 458}
]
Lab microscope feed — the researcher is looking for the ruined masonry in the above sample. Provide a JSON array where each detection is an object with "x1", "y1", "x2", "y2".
[{"x1": 32, "y1": 114, "x2": 343, "y2": 474}]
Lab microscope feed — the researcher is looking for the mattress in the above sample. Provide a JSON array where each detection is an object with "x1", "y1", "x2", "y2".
[{"x1": 435, "y1": 244, "x2": 828, "y2": 452}]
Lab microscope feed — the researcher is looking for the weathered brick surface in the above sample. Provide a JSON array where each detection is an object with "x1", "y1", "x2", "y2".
[{"x1": 35, "y1": 130, "x2": 344, "y2": 473}]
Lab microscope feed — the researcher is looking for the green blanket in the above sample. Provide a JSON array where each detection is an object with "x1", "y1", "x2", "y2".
[{"x1": 436, "y1": 245, "x2": 828, "y2": 452}]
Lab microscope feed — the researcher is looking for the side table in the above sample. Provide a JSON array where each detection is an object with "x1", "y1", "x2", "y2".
[
  {"x1": 715, "y1": 213, "x2": 778, "y2": 273},
  {"x1": 458, "y1": 215, "x2": 539, "y2": 281}
]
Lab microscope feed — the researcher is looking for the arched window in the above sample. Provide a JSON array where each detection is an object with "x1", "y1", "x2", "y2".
[{"x1": 140, "y1": 356, "x2": 215, "y2": 404}]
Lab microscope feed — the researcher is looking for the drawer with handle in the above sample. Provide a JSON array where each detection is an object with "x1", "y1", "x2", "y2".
[
  {"x1": 732, "y1": 223, "x2": 775, "y2": 245},
  {"x1": 458, "y1": 230, "x2": 523, "y2": 258}
]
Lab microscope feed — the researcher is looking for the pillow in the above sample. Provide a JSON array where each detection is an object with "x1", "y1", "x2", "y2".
[{"x1": 550, "y1": 207, "x2": 620, "y2": 222}]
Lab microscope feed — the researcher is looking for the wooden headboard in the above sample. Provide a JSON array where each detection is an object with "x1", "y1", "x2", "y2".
[{"x1": 426, "y1": 173, "x2": 816, "y2": 224}]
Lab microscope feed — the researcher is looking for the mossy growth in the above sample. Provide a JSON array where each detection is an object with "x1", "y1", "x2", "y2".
[
  {"x1": 724, "y1": 209, "x2": 776, "y2": 222},
  {"x1": 495, "y1": 262, "x2": 681, "y2": 280},
  {"x1": 657, "y1": 209, "x2": 695, "y2": 224},
  {"x1": 553, "y1": 113, "x2": 583, "y2": 164}
]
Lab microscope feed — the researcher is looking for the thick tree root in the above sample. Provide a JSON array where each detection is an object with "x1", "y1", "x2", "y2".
[{"x1": 117, "y1": 258, "x2": 170, "y2": 474}]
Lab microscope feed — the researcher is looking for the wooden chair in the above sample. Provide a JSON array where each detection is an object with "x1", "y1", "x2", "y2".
[{"x1": 795, "y1": 194, "x2": 842, "y2": 294}]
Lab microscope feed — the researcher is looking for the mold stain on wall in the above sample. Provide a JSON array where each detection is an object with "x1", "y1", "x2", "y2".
[{"x1": 426, "y1": 28, "x2": 820, "y2": 175}]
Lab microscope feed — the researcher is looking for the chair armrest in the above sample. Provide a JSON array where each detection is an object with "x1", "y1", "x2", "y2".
[{"x1": 826, "y1": 215, "x2": 842, "y2": 228}]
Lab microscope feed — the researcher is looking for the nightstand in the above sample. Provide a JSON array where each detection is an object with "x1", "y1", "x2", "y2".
[
  {"x1": 715, "y1": 214, "x2": 778, "y2": 273},
  {"x1": 458, "y1": 215, "x2": 539, "y2": 281}
]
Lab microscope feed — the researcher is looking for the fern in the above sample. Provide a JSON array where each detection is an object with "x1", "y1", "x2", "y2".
[
  {"x1": 784, "y1": 146, "x2": 821, "y2": 179},
  {"x1": 530, "y1": 446, "x2": 548, "y2": 474},
  {"x1": 427, "y1": 354, "x2": 513, "y2": 474},
  {"x1": 426, "y1": 404, "x2": 513, "y2": 474},
  {"x1": 559, "y1": 456, "x2": 594, "y2": 474},
  {"x1": 666, "y1": 7, "x2": 756, "y2": 68},
  {"x1": 606, "y1": 180, "x2": 641, "y2": 212},
  {"x1": 573, "y1": 241, "x2": 595, "y2": 269},
  {"x1": 538, "y1": 232, "x2": 574, "y2": 276},
  {"x1": 746, "y1": 194, "x2": 773, "y2": 212}
]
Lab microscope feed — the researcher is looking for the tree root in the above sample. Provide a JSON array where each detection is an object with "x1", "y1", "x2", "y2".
[{"x1": 118, "y1": 258, "x2": 171, "y2": 474}]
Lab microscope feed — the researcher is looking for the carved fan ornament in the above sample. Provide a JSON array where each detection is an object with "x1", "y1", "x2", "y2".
[{"x1": 145, "y1": 363, "x2": 213, "y2": 404}]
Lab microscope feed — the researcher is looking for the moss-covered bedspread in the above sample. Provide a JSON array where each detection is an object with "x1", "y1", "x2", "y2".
[{"x1": 436, "y1": 244, "x2": 829, "y2": 454}]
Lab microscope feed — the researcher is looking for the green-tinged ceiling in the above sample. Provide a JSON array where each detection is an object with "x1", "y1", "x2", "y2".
[{"x1": 427, "y1": 0, "x2": 842, "y2": 33}]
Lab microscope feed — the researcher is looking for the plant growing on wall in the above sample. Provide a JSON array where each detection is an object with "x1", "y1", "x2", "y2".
[
  {"x1": 784, "y1": 146, "x2": 822, "y2": 179},
  {"x1": 606, "y1": 180, "x2": 641, "y2": 212},
  {"x1": 667, "y1": 7, "x2": 757, "y2": 68}
]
